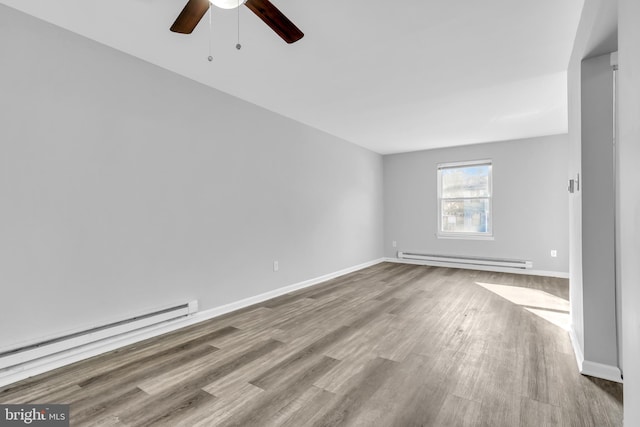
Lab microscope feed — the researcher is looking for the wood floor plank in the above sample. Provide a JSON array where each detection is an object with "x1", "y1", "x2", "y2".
[
  {"x1": 118, "y1": 388, "x2": 215, "y2": 426},
  {"x1": 72, "y1": 386, "x2": 148, "y2": 425},
  {"x1": 520, "y1": 396, "x2": 563, "y2": 427},
  {"x1": 184, "y1": 383, "x2": 265, "y2": 426},
  {"x1": 217, "y1": 355, "x2": 340, "y2": 427},
  {"x1": 350, "y1": 352, "x2": 448, "y2": 427},
  {"x1": 309, "y1": 357, "x2": 397, "y2": 427},
  {"x1": 68, "y1": 344, "x2": 218, "y2": 416},
  {"x1": 141, "y1": 338, "x2": 283, "y2": 396},
  {"x1": 0, "y1": 263, "x2": 622, "y2": 426},
  {"x1": 248, "y1": 327, "x2": 350, "y2": 390},
  {"x1": 271, "y1": 386, "x2": 336, "y2": 427},
  {"x1": 312, "y1": 351, "x2": 378, "y2": 394},
  {"x1": 77, "y1": 341, "x2": 219, "y2": 391},
  {"x1": 432, "y1": 394, "x2": 484, "y2": 427},
  {"x1": 202, "y1": 339, "x2": 308, "y2": 397}
]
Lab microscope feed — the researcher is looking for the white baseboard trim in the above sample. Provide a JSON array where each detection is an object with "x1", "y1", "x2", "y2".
[
  {"x1": 569, "y1": 325, "x2": 622, "y2": 383},
  {"x1": 194, "y1": 258, "x2": 385, "y2": 320},
  {"x1": 0, "y1": 258, "x2": 385, "y2": 389},
  {"x1": 581, "y1": 360, "x2": 623, "y2": 383},
  {"x1": 569, "y1": 326, "x2": 585, "y2": 371},
  {"x1": 384, "y1": 257, "x2": 569, "y2": 279}
]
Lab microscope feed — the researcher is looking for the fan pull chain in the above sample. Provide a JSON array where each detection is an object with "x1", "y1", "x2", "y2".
[
  {"x1": 207, "y1": 6, "x2": 213, "y2": 61},
  {"x1": 236, "y1": 0, "x2": 242, "y2": 50}
]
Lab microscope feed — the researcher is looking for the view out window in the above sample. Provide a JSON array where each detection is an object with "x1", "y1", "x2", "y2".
[{"x1": 437, "y1": 160, "x2": 492, "y2": 238}]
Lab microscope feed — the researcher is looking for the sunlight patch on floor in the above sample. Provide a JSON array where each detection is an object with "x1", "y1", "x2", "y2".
[{"x1": 475, "y1": 282, "x2": 570, "y2": 330}]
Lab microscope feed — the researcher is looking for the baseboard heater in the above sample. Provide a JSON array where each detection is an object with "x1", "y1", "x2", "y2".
[
  {"x1": 0, "y1": 301, "x2": 198, "y2": 371},
  {"x1": 397, "y1": 252, "x2": 533, "y2": 270}
]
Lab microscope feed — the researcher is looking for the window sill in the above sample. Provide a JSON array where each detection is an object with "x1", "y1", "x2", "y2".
[{"x1": 436, "y1": 233, "x2": 495, "y2": 241}]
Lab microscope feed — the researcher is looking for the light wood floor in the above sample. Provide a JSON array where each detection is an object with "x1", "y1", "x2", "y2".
[{"x1": 0, "y1": 263, "x2": 623, "y2": 426}]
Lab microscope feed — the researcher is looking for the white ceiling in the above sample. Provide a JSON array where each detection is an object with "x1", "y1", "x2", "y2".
[{"x1": 1, "y1": 0, "x2": 583, "y2": 154}]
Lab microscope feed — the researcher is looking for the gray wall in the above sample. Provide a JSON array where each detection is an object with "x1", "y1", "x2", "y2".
[
  {"x1": 0, "y1": 6, "x2": 384, "y2": 351},
  {"x1": 383, "y1": 135, "x2": 569, "y2": 274},
  {"x1": 567, "y1": 0, "x2": 620, "y2": 377},
  {"x1": 619, "y1": 0, "x2": 640, "y2": 422},
  {"x1": 580, "y1": 53, "x2": 618, "y2": 368}
]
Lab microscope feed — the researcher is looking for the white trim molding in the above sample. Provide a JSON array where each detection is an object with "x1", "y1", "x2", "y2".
[
  {"x1": 581, "y1": 360, "x2": 623, "y2": 383},
  {"x1": 569, "y1": 326, "x2": 585, "y2": 371},
  {"x1": 569, "y1": 324, "x2": 622, "y2": 383},
  {"x1": 0, "y1": 258, "x2": 385, "y2": 388}
]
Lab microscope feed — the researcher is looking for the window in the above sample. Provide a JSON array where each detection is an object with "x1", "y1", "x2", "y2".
[{"x1": 437, "y1": 160, "x2": 492, "y2": 238}]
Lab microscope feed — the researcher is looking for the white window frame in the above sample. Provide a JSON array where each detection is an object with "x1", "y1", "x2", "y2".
[{"x1": 437, "y1": 159, "x2": 493, "y2": 240}]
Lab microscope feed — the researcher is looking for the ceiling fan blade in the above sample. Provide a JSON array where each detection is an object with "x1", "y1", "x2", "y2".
[
  {"x1": 244, "y1": 0, "x2": 304, "y2": 44},
  {"x1": 170, "y1": 0, "x2": 210, "y2": 34}
]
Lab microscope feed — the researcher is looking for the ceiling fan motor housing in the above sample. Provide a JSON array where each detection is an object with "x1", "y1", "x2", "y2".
[{"x1": 209, "y1": 0, "x2": 247, "y2": 10}]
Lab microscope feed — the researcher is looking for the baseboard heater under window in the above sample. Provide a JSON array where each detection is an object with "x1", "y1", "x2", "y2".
[
  {"x1": 0, "y1": 301, "x2": 198, "y2": 371},
  {"x1": 397, "y1": 252, "x2": 533, "y2": 270}
]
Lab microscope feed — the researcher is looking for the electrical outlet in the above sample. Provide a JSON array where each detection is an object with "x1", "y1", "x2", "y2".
[
  {"x1": 550, "y1": 250, "x2": 557, "y2": 258},
  {"x1": 392, "y1": 241, "x2": 397, "y2": 248},
  {"x1": 273, "y1": 261, "x2": 279, "y2": 272}
]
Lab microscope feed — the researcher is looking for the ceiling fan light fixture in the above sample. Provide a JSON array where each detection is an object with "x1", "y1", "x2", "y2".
[
  {"x1": 171, "y1": 0, "x2": 303, "y2": 43},
  {"x1": 209, "y1": 0, "x2": 246, "y2": 9}
]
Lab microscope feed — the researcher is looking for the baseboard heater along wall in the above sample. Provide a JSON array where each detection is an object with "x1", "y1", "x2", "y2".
[
  {"x1": 397, "y1": 252, "x2": 533, "y2": 270},
  {"x1": 0, "y1": 301, "x2": 198, "y2": 371}
]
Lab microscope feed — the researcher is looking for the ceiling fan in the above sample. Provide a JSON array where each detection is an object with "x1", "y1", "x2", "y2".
[{"x1": 170, "y1": 0, "x2": 304, "y2": 44}]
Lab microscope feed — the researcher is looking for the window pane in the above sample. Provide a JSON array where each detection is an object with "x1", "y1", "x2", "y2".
[
  {"x1": 441, "y1": 165, "x2": 490, "y2": 198},
  {"x1": 441, "y1": 198, "x2": 490, "y2": 233}
]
